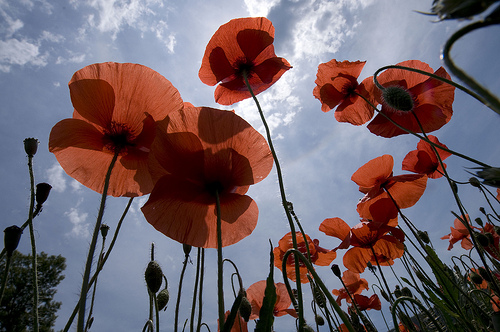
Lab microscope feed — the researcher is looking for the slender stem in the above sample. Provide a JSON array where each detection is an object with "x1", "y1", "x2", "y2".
[
  {"x1": 154, "y1": 293, "x2": 160, "y2": 332},
  {"x1": 391, "y1": 297, "x2": 444, "y2": 332},
  {"x1": 190, "y1": 248, "x2": 201, "y2": 332},
  {"x1": 27, "y1": 154, "x2": 39, "y2": 332},
  {"x1": 369, "y1": 246, "x2": 394, "y2": 302},
  {"x1": 85, "y1": 236, "x2": 106, "y2": 331},
  {"x1": 0, "y1": 255, "x2": 12, "y2": 304},
  {"x1": 175, "y1": 252, "x2": 190, "y2": 332},
  {"x1": 77, "y1": 152, "x2": 119, "y2": 332},
  {"x1": 196, "y1": 248, "x2": 205, "y2": 332},
  {"x1": 215, "y1": 189, "x2": 225, "y2": 330}
]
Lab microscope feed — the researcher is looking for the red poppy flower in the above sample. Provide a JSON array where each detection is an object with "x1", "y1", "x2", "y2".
[
  {"x1": 49, "y1": 62, "x2": 184, "y2": 197},
  {"x1": 402, "y1": 135, "x2": 451, "y2": 179},
  {"x1": 199, "y1": 17, "x2": 292, "y2": 105},
  {"x1": 366, "y1": 60, "x2": 455, "y2": 138},
  {"x1": 479, "y1": 223, "x2": 500, "y2": 260},
  {"x1": 246, "y1": 280, "x2": 297, "y2": 320},
  {"x1": 352, "y1": 294, "x2": 381, "y2": 311},
  {"x1": 273, "y1": 232, "x2": 337, "y2": 283},
  {"x1": 331, "y1": 270, "x2": 369, "y2": 305},
  {"x1": 313, "y1": 59, "x2": 375, "y2": 125},
  {"x1": 352, "y1": 154, "x2": 427, "y2": 220},
  {"x1": 320, "y1": 216, "x2": 405, "y2": 273},
  {"x1": 441, "y1": 215, "x2": 474, "y2": 250},
  {"x1": 218, "y1": 310, "x2": 248, "y2": 332},
  {"x1": 141, "y1": 107, "x2": 273, "y2": 248}
]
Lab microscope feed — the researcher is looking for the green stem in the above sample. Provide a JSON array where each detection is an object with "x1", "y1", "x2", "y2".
[
  {"x1": 215, "y1": 189, "x2": 225, "y2": 330},
  {"x1": 27, "y1": 154, "x2": 39, "y2": 332},
  {"x1": 154, "y1": 292, "x2": 160, "y2": 332},
  {"x1": 190, "y1": 247, "x2": 201, "y2": 332},
  {"x1": 390, "y1": 297, "x2": 444, "y2": 332},
  {"x1": 196, "y1": 248, "x2": 205, "y2": 332},
  {"x1": 0, "y1": 255, "x2": 11, "y2": 304},
  {"x1": 76, "y1": 152, "x2": 119, "y2": 332},
  {"x1": 175, "y1": 251, "x2": 190, "y2": 332},
  {"x1": 369, "y1": 246, "x2": 394, "y2": 303}
]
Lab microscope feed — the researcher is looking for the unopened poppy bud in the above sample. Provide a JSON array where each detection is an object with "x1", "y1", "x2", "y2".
[
  {"x1": 479, "y1": 207, "x2": 486, "y2": 215},
  {"x1": 100, "y1": 224, "x2": 110, "y2": 239},
  {"x1": 313, "y1": 286, "x2": 326, "y2": 308},
  {"x1": 485, "y1": 232, "x2": 495, "y2": 246},
  {"x1": 183, "y1": 243, "x2": 192, "y2": 256},
  {"x1": 476, "y1": 167, "x2": 500, "y2": 188},
  {"x1": 380, "y1": 289, "x2": 390, "y2": 302},
  {"x1": 239, "y1": 293, "x2": 252, "y2": 322},
  {"x1": 475, "y1": 233, "x2": 490, "y2": 247},
  {"x1": 4, "y1": 225, "x2": 23, "y2": 257},
  {"x1": 24, "y1": 138, "x2": 39, "y2": 157},
  {"x1": 35, "y1": 183, "x2": 52, "y2": 205},
  {"x1": 470, "y1": 271, "x2": 484, "y2": 285},
  {"x1": 417, "y1": 230, "x2": 430, "y2": 244},
  {"x1": 401, "y1": 287, "x2": 412, "y2": 298},
  {"x1": 367, "y1": 261, "x2": 376, "y2": 273},
  {"x1": 145, "y1": 261, "x2": 163, "y2": 293},
  {"x1": 315, "y1": 315, "x2": 325, "y2": 326},
  {"x1": 382, "y1": 86, "x2": 414, "y2": 112},
  {"x1": 331, "y1": 264, "x2": 341, "y2": 278},
  {"x1": 157, "y1": 288, "x2": 170, "y2": 311},
  {"x1": 475, "y1": 217, "x2": 484, "y2": 227},
  {"x1": 469, "y1": 177, "x2": 481, "y2": 188},
  {"x1": 394, "y1": 285, "x2": 402, "y2": 298},
  {"x1": 478, "y1": 267, "x2": 492, "y2": 282}
]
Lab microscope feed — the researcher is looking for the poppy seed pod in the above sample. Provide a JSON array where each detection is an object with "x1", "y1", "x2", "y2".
[
  {"x1": 24, "y1": 137, "x2": 39, "y2": 157},
  {"x1": 382, "y1": 86, "x2": 414, "y2": 112},
  {"x1": 100, "y1": 224, "x2": 110, "y2": 239},
  {"x1": 315, "y1": 315, "x2": 325, "y2": 326},
  {"x1": 183, "y1": 243, "x2": 192, "y2": 256},
  {"x1": 469, "y1": 177, "x2": 481, "y2": 188},
  {"x1": 145, "y1": 261, "x2": 163, "y2": 293},
  {"x1": 4, "y1": 225, "x2": 23, "y2": 257},
  {"x1": 157, "y1": 288, "x2": 170, "y2": 311},
  {"x1": 36, "y1": 183, "x2": 52, "y2": 205},
  {"x1": 394, "y1": 285, "x2": 402, "y2": 298}
]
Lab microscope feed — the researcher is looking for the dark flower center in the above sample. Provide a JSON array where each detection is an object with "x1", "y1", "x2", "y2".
[
  {"x1": 234, "y1": 57, "x2": 255, "y2": 78},
  {"x1": 206, "y1": 181, "x2": 225, "y2": 197},
  {"x1": 103, "y1": 121, "x2": 135, "y2": 154}
]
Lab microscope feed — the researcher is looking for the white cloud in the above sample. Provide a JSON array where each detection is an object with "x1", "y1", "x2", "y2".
[
  {"x1": 53, "y1": 81, "x2": 60, "y2": 87},
  {"x1": 244, "y1": 0, "x2": 280, "y2": 16},
  {"x1": 55, "y1": 52, "x2": 86, "y2": 65},
  {"x1": 39, "y1": 30, "x2": 64, "y2": 43},
  {"x1": 65, "y1": 207, "x2": 90, "y2": 238},
  {"x1": 46, "y1": 163, "x2": 66, "y2": 193},
  {"x1": 151, "y1": 20, "x2": 176, "y2": 53},
  {"x1": 0, "y1": 38, "x2": 48, "y2": 72},
  {"x1": 71, "y1": 179, "x2": 83, "y2": 192}
]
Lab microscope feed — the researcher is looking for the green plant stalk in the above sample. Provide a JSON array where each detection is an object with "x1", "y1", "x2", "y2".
[
  {"x1": 242, "y1": 71, "x2": 305, "y2": 329},
  {"x1": 0, "y1": 255, "x2": 12, "y2": 304},
  {"x1": 196, "y1": 248, "x2": 205, "y2": 332},
  {"x1": 85, "y1": 236, "x2": 107, "y2": 331},
  {"x1": 215, "y1": 189, "x2": 225, "y2": 330},
  {"x1": 154, "y1": 292, "x2": 160, "y2": 332},
  {"x1": 281, "y1": 249, "x2": 355, "y2": 332},
  {"x1": 76, "y1": 152, "x2": 118, "y2": 332},
  {"x1": 27, "y1": 154, "x2": 39, "y2": 332},
  {"x1": 391, "y1": 296, "x2": 445, "y2": 332},
  {"x1": 369, "y1": 246, "x2": 395, "y2": 303},
  {"x1": 190, "y1": 247, "x2": 201, "y2": 332},
  {"x1": 63, "y1": 197, "x2": 133, "y2": 332},
  {"x1": 175, "y1": 251, "x2": 190, "y2": 332}
]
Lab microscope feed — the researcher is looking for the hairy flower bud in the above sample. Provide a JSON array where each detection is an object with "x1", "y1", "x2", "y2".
[
  {"x1": 331, "y1": 264, "x2": 341, "y2": 278},
  {"x1": 469, "y1": 177, "x2": 481, "y2": 188},
  {"x1": 24, "y1": 138, "x2": 39, "y2": 157},
  {"x1": 417, "y1": 230, "x2": 430, "y2": 244},
  {"x1": 315, "y1": 315, "x2": 325, "y2": 326},
  {"x1": 401, "y1": 287, "x2": 413, "y2": 298},
  {"x1": 4, "y1": 225, "x2": 23, "y2": 257},
  {"x1": 183, "y1": 243, "x2": 192, "y2": 256},
  {"x1": 470, "y1": 271, "x2": 484, "y2": 285},
  {"x1": 239, "y1": 291, "x2": 252, "y2": 322},
  {"x1": 478, "y1": 267, "x2": 493, "y2": 282},
  {"x1": 145, "y1": 261, "x2": 163, "y2": 293},
  {"x1": 157, "y1": 288, "x2": 170, "y2": 311},
  {"x1": 100, "y1": 224, "x2": 110, "y2": 239},
  {"x1": 475, "y1": 233, "x2": 490, "y2": 247},
  {"x1": 475, "y1": 217, "x2": 484, "y2": 227},
  {"x1": 382, "y1": 86, "x2": 414, "y2": 112},
  {"x1": 35, "y1": 183, "x2": 52, "y2": 205}
]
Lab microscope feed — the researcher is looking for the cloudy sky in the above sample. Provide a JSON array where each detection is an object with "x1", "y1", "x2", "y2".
[{"x1": 1, "y1": 0, "x2": 500, "y2": 331}]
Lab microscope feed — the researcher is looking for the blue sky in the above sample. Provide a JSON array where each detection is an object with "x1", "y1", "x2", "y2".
[{"x1": 1, "y1": 0, "x2": 500, "y2": 331}]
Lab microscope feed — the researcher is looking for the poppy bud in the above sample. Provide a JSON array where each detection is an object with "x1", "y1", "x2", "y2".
[
  {"x1": 470, "y1": 271, "x2": 483, "y2": 285},
  {"x1": 476, "y1": 167, "x2": 500, "y2": 188},
  {"x1": 145, "y1": 261, "x2": 163, "y2": 293},
  {"x1": 35, "y1": 183, "x2": 52, "y2": 205},
  {"x1": 239, "y1": 292, "x2": 252, "y2": 322},
  {"x1": 479, "y1": 207, "x2": 486, "y2": 215},
  {"x1": 183, "y1": 243, "x2": 192, "y2": 256},
  {"x1": 382, "y1": 86, "x2": 414, "y2": 112},
  {"x1": 475, "y1": 233, "x2": 490, "y2": 247},
  {"x1": 157, "y1": 288, "x2": 170, "y2": 311},
  {"x1": 417, "y1": 230, "x2": 430, "y2": 244},
  {"x1": 24, "y1": 138, "x2": 39, "y2": 157},
  {"x1": 401, "y1": 287, "x2": 412, "y2": 298},
  {"x1": 380, "y1": 290, "x2": 390, "y2": 302},
  {"x1": 475, "y1": 217, "x2": 484, "y2": 227},
  {"x1": 367, "y1": 261, "x2": 376, "y2": 273},
  {"x1": 100, "y1": 224, "x2": 110, "y2": 239},
  {"x1": 485, "y1": 232, "x2": 495, "y2": 246},
  {"x1": 331, "y1": 264, "x2": 341, "y2": 278},
  {"x1": 313, "y1": 286, "x2": 326, "y2": 308},
  {"x1": 469, "y1": 177, "x2": 481, "y2": 188},
  {"x1": 478, "y1": 267, "x2": 492, "y2": 282},
  {"x1": 394, "y1": 285, "x2": 402, "y2": 298},
  {"x1": 302, "y1": 324, "x2": 315, "y2": 332},
  {"x1": 315, "y1": 315, "x2": 325, "y2": 326},
  {"x1": 4, "y1": 225, "x2": 22, "y2": 257}
]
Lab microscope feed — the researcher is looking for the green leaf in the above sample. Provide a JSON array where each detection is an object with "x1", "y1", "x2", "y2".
[{"x1": 255, "y1": 241, "x2": 277, "y2": 332}]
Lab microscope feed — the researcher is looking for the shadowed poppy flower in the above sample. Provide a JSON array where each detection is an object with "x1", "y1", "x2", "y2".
[
  {"x1": 313, "y1": 59, "x2": 375, "y2": 125},
  {"x1": 352, "y1": 294, "x2": 381, "y2": 311},
  {"x1": 332, "y1": 270, "x2": 369, "y2": 305},
  {"x1": 246, "y1": 280, "x2": 297, "y2": 320},
  {"x1": 199, "y1": 17, "x2": 292, "y2": 105},
  {"x1": 352, "y1": 155, "x2": 427, "y2": 220},
  {"x1": 479, "y1": 223, "x2": 500, "y2": 260},
  {"x1": 441, "y1": 215, "x2": 474, "y2": 250},
  {"x1": 141, "y1": 107, "x2": 273, "y2": 248},
  {"x1": 273, "y1": 232, "x2": 337, "y2": 283},
  {"x1": 366, "y1": 60, "x2": 455, "y2": 138},
  {"x1": 402, "y1": 135, "x2": 451, "y2": 179},
  {"x1": 218, "y1": 310, "x2": 248, "y2": 332},
  {"x1": 49, "y1": 62, "x2": 184, "y2": 197}
]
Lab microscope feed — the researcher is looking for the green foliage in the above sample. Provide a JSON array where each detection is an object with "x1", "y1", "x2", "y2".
[
  {"x1": 0, "y1": 250, "x2": 66, "y2": 332},
  {"x1": 255, "y1": 242, "x2": 277, "y2": 332}
]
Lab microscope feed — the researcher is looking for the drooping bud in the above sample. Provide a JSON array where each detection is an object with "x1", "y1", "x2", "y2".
[
  {"x1": 100, "y1": 224, "x2": 110, "y2": 239},
  {"x1": 331, "y1": 264, "x2": 341, "y2": 278},
  {"x1": 367, "y1": 261, "x2": 376, "y2": 273},
  {"x1": 157, "y1": 288, "x2": 170, "y2": 311},
  {"x1": 145, "y1": 261, "x2": 163, "y2": 293},
  {"x1": 478, "y1": 267, "x2": 493, "y2": 282},
  {"x1": 475, "y1": 217, "x2": 484, "y2": 227},
  {"x1": 475, "y1": 233, "x2": 490, "y2": 247},
  {"x1": 239, "y1": 289, "x2": 252, "y2": 322},
  {"x1": 380, "y1": 289, "x2": 390, "y2": 302},
  {"x1": 315, "y1": 315, "x2": 325, "y2": 326},
  {"x1": 382, "y1": 86, "x2": 413, "y2": 112},
  {"x1": 417, "y1": 230, "x2": 430, "y2": 244},
  {"x1": 485, "y1": 232, "x2": 495, "y2": 246},
  {"x1": 469, "y1": 177, "x2": 481, "y2": 188},
  {"x1": 401, "y1": 287, "x2": 413, "y2": 298},
  {"x1": 479, "y1": 207, "x2": 486, "y2": 215},
  {"x1": 4, "y1": 225, "x2": 23, "y2": 257},
  {"x1": 183, "y1": 243, "x2": 192, "y2": 256},
  {"x1": 24, "y1": 138, "x2": 39, "y2": 157},
  {"x1": 470, "y1": 271, "x2": 484, "y2": 285},
  {"x1": 394, "y1": 285, "x2": 402, "y2": 298}
]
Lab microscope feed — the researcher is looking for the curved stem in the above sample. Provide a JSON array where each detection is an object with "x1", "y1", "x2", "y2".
[
  {"x1": 77, "y1": 152, "x2": 119, "y2": 332},
  {"x1": 390, "y1": 297, "x2": 444, "y2": 332},
  {"x1": 27, "y1": 154, "x2": 39, "y2": 332}
]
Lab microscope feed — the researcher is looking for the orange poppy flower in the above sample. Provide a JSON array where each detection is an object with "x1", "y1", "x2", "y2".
[
  {"x1": 313, "y1": 59, "x2": 375, "y2": 125},
  {"x1": 366, "y1": 60, "x2": 455, "y2": 138},
  {"x1": 320, "y1": 217, "x2": 405, "y2": 273},
  {"x1": 331, "y1": 270, "x2": 369, "y2": 305},
  {"x1": 218, "y1": 310, "x2": 248, "y2": 332},
  {"x1": 352, "y1": 294, "x2": 381, "y2": 311},
  {"x1": 141, "y1": 107, "x2": 273, "y2": 248},
  {"x1": 199, "y1": 17, "x2": 292, "y2": 105},
  {"x1": 497, "y1": 188, "x2": 500, "y2": 201},
  {"x1": 273, "y1": 232, "x2": 337, "y2": 283},
  {"x1": 352, "y1": 154, "x2": 427, "y2": 220},
  {"x1": 479, "y1": 223, "x2": 500, "y2": 260},
  {"x1": 402, "y1": 135, "x2": 451, "y2": 179},
  {"x1": 441, "y1": 215, "x2": 474, "y2": 250},
  {"x1": 49, "y1": 62, "x2": 184, "y2": 197},
  {"x1": 245, "y1": 280, "x2": 297, "y2": 320}
]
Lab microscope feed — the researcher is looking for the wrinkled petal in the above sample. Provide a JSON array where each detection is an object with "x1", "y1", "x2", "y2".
[{"x1": 351, "y1": 155, "x2": 394, "y2": 192}]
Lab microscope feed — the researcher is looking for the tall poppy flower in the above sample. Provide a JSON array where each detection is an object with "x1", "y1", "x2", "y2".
[
  {"x1": 199, "y1": 17, "x2": 292, "y2": 105},
  {"x1": 402, "y1": 135, "x2": 451, "y2": 179},
  {"x1": 313, "y1": 59, "x2": 375, "y2": 125},
  {"x1": 332, "y1": 270, "x2": 369, "y2": 305},
  {"x1": 49, "y1": 62, "x2": 184, "y2": 197},
  {"x1": 366, "y1": 60, "x2": 455, "y2": 138},
  {"x1": 441, "y1": 215, "x2": 474, "y2": 250},
  {"x1": 352, "y1": 154, "x2": 427, "y2": 220},
  {"x1": 246, "y1": 280, "x2": 297, "y2": 320},
  {"x1": 141, "y1": 107, "x2": 273, "y2": 248},
  {"x1": 218, "y1": 311, "x2": 248, "y2": 332},
  {"x1": 273, "y1": 232, "x2": 337, "y2": 283}
]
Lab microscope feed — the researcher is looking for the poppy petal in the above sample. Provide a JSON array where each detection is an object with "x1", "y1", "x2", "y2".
[
  {"x1": 351, "y1": 155, "x2": 394, "y2": 190},
  {"x1": 69, "y1": 79, "x2": 115, "y2": 128}
]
